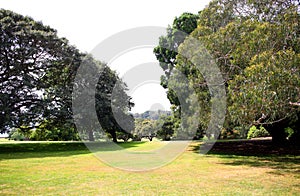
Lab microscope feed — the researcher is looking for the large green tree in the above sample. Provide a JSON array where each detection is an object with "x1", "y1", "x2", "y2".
[
  {"x1": 0, "y1": 9, "x2": 134, "y2": 141},
  {"x1": 95, "y1": 65, "x2": 134, "y2": 142},
  {"x1": 153, "y1": 13, "x2": 204, "y2": 139},
  {"x1": 73, "y1": 55, "x2": 134, "y2": 142},
  {"x1": 0, "y1": 9, "x2": 81, "y2": 136},
  {"x1": 157, "y1": 0, "x2": 300, "y2": 143}
]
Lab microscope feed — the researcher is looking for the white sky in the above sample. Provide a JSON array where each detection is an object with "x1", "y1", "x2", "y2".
[{"x1": 1, "y1": 0, "x2": 212, "y2": 113}]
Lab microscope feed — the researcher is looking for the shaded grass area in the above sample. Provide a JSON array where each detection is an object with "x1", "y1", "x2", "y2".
[
  {"x1": 200, "y1": 139, "x2": 300, "y2": 156},
  {"x1": 0, "y1": 141, "x2": 299, "y2": 195},
  {"x1": 0, "y1": 141, "x2": 167, "y2": 160},
  {"x1": 196, "y1": 139, "x2": 300, "y2": 175}
]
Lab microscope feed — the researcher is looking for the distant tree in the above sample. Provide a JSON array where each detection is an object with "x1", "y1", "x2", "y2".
[
  {"x1": 133, "y1": 119, "x2": 157, "y2": 141},
  {"x1": 156, "y1": 116, "x2": 175, "y2": 141},
  {"x1": 132, "y1": 110, "x2": 171, "y2": 120}
]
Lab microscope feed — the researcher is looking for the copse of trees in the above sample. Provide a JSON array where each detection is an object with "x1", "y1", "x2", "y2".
[
  {"x1": 0, "y1": 9, "x2": 134, "y2": 141},
  {"x1": 155, "y1": 0, "x2": 300, "y2": 144}
]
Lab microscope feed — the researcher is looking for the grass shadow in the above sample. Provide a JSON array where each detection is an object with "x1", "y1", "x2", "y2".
[
  {"x1": 192, "y1": 139, "x2": 300, "y2": 175},
  {"x1": 0, "y1": 141, "x2": 147, "y2": 160}
]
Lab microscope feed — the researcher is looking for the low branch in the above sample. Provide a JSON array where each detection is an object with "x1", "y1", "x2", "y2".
[
  {"x1": 253, "y1": 115, "x2": 290, "y2": 126},
  {"x1": 253, "y1": 113, "x2": 267, "y2": 125}
]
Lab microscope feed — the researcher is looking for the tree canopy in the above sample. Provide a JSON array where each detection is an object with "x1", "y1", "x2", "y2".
[
  {"x1": 0, "y1": 9, "x2": 133, "y2": 141},
  {"x1": 155, "y1": 0, "x2": 300, "y2": 143},
  {"x1": 0, "y1": 9, "x2": 81, "y2": 135}
]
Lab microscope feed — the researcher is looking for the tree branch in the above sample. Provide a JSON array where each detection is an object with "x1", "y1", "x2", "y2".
[{"x1": 289, "y1": 102, "x2": 300, "y2": 107}]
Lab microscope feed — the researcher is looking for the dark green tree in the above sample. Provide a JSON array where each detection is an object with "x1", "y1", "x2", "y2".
[
  {"x1": 95, "y1": 66, "x2": 134, "y2": 142},
  {"x1": 0, "y1": 9, "x2": 134, "y2": 142},
  {"x1": 156, "y1": 115, "x2": 175, "y2": 141},
  {"x1": 0, "y1": 9, "x2": 81, "y2": 137}
]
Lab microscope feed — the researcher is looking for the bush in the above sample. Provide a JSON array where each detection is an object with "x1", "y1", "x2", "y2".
[
  {"x1": 220, "y1": 128, "x2": 242, "y2": 139},
  {"x1": 9, "y1": 129, "x2": 25, "y2": 141},
  {"x1": 247, "y1": 126, "x2": 270, "y2": 139},
  {"x1": 285, "y1": 127, "x2": 294, "y2": 139},
  {"x1": 285, "y1": 127, "x2": 299, "y2": 144}
]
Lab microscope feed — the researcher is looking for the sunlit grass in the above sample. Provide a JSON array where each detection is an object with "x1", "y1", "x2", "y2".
[
  {"x1": 120, "y1": 141, "x2": 168, "y2": 152},
  {"x1": 0, "y1": 141, "x2": 299, "y2": 195}
]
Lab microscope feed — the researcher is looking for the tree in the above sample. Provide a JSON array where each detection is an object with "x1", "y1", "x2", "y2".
[
  {"x1": 153, "y1": 12, "x2": 199, "y2": 108},
  {"x1": 153, "y1": 12, "x2": 199, "y2": 79},
  {"x1": 133, "y1": 119, "x2": 157, "y2": 141},
  {"x1": 156, "y1": 115, "x2": 175, "y2": 141},
  {"x1": 0, "y1": 9, "x2": 81, "y2": 136},
  {"x1": 153, "y1": 13, "x2": 201, "y2": 140},
  {"x1": 73, "y1": 55, "x2": 134, "y2": 142},
  {"x1": 0, "y1": 9, "x2": 134, "y2": 142},
  {"x1": 95, "y1": 66, "x2": 134, "y2": 142},
  {"x1": 229, "y1": 50, "x2": 300, "y2": 143},
  {"x1": 157, "y1": 0, "x2": 300, "y2": 143}
]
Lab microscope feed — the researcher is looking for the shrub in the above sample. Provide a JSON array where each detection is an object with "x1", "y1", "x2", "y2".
[
  {"x1": 285, "y1": 127, "x2": 294, "y2": 139},
  {"x1": 285, "y1": 127, "x2": 299, "y2": 144},
  {"x1": 247, "y1": 126, "x2": 270, "y2": 139},
  {"x1": 9, "y1": 129, "x2": 25, "y2": 141},
  {"x1": 220, "y1": 128, "x2": 242, "y2": 139}
]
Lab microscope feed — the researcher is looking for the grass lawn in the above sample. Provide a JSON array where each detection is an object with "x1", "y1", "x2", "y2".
[{"x1": 0, "y1": 141, "x2": 299, "y2": 195}]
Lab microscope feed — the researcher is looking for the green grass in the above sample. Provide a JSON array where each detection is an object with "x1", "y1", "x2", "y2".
[{"x1": 0, "y1": 141, "x2": 299, "y2": 195}]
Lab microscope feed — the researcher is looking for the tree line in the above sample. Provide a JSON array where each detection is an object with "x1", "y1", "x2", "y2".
[{"x1": 2, "y1": 0, "x2": 300, "y2": 144}]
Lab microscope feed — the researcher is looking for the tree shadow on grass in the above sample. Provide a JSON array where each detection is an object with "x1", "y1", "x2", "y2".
[
  {"x1": 219, "y1": 155, "x2": 300, "y2": 175},
  {"x1": 191, "y1": 139, "x2": 300, "y2": 175},
  {"x1": 0, "y1": 141, "x2": 147, "y2": 160}
]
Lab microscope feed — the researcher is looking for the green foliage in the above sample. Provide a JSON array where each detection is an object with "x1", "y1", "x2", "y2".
[
  {"x1": 132, "y1": 110, "x2": 171, "y2": 120},
  {"x1": 133, "y1": 119, "x2": 158, "y2": 141},
  {"x1": 29, "y1": 120, "x2": 79, "y2": 141},
  {"x1": 285, "y1": 126, "x2": 300, "y2": 143},
  {"x1": 153, "y1": 12, "x2": 199, "y2": 78},
  {"x1": 156, "y1": 0, "x2": 300, "y2": 143},
  {"x1": 153, "y1": 13, "x2": 199, "y2": 140},
  {"x1": 8, "y1": 128, "x2": 25, "y2": 141},
  {"x1": 229, "y1": 50, "x2": 300, "y2": 127},
  {"x1": 285, "y1": 127, "x2": 295, "y2": 139},
  {"x1": 95, "y1": 65, "x2": 134, "y2": 142},
  {"x1": 0, "y1": 9, "x2": 82, "y2": 134},
  {"x1": 221, "y1": 128, "x2": 242, "y2": 139},
  {"x1": 247, "y1": 126, "x2": 270, "y2": 139},
  {"x1": 0, "y1": 9, "x2": 134, "y2": 141},
  {"x1": 156, "y1": 116, "x2": 175, "y2": 141}
]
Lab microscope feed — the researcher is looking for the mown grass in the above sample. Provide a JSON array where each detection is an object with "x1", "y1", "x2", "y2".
[{"x1": 0, "y1": 141, "x2": 299, "y2": 195}]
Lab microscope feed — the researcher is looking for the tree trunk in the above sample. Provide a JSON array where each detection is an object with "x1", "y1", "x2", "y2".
[
  {"x1": 89, "y1": 130, "x2": 95, "y2": 141},
  {"x1": 110, "y1": 131, "x2": 117, "y2": 143},
  {"x1": 269, "y1": 128, "x2": 287, "y2": 145},
  {"x1": 265, "y1": 122, "x2": 287, "y2": 145}
]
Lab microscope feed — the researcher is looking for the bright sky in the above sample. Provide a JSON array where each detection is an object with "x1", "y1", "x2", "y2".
[{"x1": 1, "y1": 0, "x2": 212, "y2": 113}]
